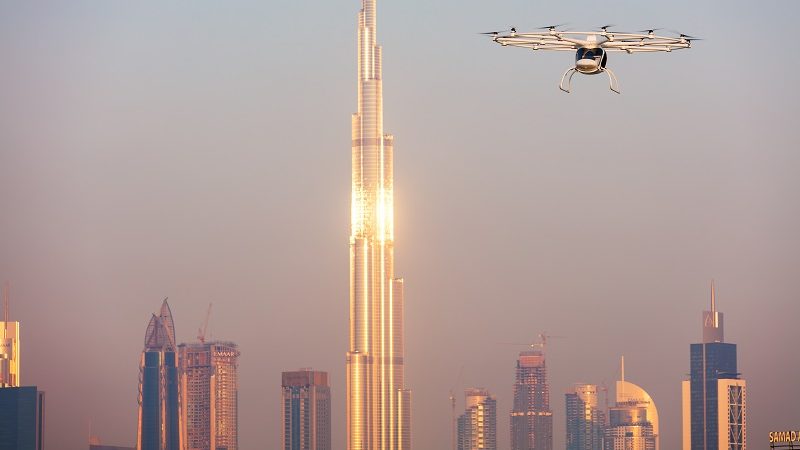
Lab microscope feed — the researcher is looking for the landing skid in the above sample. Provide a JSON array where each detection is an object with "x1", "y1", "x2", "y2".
[{"x1": 559, "y1": 66, "x2": 621, "y2": 94}]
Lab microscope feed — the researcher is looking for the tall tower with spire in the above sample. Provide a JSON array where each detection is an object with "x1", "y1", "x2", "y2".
[
  {"x1": 137, "y1": 299, "x2": 182, "y2": 450},
  {"x1": 347, "y1": 1, "x2": 411, "y2": 449},
  {"x1": 681, "y1": 282, "x2": 746, "y2": 450}
]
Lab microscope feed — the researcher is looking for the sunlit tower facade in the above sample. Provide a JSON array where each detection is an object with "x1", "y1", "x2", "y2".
[
  {"x1": 457, "y1": 388, "x2": 497, "y2": 450},
  {"x1": 137, "y1": 299, "x2": 181, "y2": 450},
  {"x1": 604, "y1": 357, "x2": 659, "y2": 450},
  {"x1": 0, "y1": 284, "x2": 20, "y2": 388},
  {"x1": 566, "y1": 384, "x2": 605, "y2": 450},
  {"x1": 681, "y1": 282, "x2": 746, "y2": 450},
  {"x1": 282, "y1": 369, "x2": 332, "y2": 450},
  {"x1": 346, "y1": 1, "x2": 411, "y2": 450},
  {"x1": 179, "y1": 341, "x2": 240, "y2": 450},
  {"x1": 510, "y1": 350, "x2": 552, "y2": 450}
]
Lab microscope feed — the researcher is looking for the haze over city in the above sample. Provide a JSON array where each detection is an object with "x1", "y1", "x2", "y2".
[{"x1": 1, "y1": 1, "x2": 799, "y2": 450}]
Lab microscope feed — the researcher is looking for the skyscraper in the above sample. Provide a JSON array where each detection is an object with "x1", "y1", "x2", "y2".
[
  {"x1": 346, "y1": 1, "x2": 411, "y2": 450},
  {"x1": 137, "y1": 299, "x2": 181, "y2": 450},
  {"x1": 0, "y1": 386, "x2": 45, "y2": 450},
  {"x1": 510, "y1": 349, "x2": 552, "y2": 450},
  {"x1": 604, "y1": 357, "x2": 658, "y2": 450},
  {"x1": 281, "y1": 369, "x2": 332, "y2": 450},
  {"x1": 0, "y1": 284, "x2": 20, "y2": 388},
  {"x1": 179, "y1": 341, "x2": 240, "y2": 450},
  {"x1": 457, "y1": 388, "x2": 497, "y2": 450},
  {"x1": 566, "y1": 384, "x2": 605, "y2": 450},
  {"x1": 681, "y1": 282, "x2": 746, "y2": 450}
]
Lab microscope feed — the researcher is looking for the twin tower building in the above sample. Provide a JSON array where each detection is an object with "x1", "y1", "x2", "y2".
[{"x1": 135, "y1": 299, "x2": 240, "y2": 450}]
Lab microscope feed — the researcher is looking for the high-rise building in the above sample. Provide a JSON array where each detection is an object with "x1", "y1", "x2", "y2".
[
  {"x1": 137, "y1": 299, "x2": 181, "y2": 450},
  {"x1": 281, "y1": 369, "x2": 332, "y2": 450},
  {"x1": 604, "y1": 357, "x2": 658, "y2": 450},
  {"x1": 681, "y1": 282, "x2": 746, "y2": 450},
  {"x1": 510, "y1": 349, "x2": 552, "y2": 450},
  {"x1": 0, "y1": 284, "x2": 20, "y2": 388},
  {"x1": 566, "y1": 384, "x2": 605, "y2": 450},
  {"x1": 89, "y1": 446, "x2": 135, "y2": 450},
  {"x1": 179, "y1": 341, "x2": 240, "y2": 450},
  {"x1": 457, "y1": 388, "x2": 497, "y2": 450},
  {"x1": 0, "y1": 386, "x2": 45, "y2": 450},
  {"x1": 346, "y1": 1, "x2": 411, "y2": 450}
]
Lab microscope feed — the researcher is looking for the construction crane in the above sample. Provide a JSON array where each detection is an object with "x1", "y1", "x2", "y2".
[
  {"x1": 496, "y1": 331, "x2": 566, "y2": 354},
  {"x1": 197, "y1": 303, "x2": 213, "y2": 344},
  {"x1": 536, "y1": 332, "x2": 566, "y2": 354},
  {"x1": 449, "y1": 390, "x2": 456, "y2": 450}
]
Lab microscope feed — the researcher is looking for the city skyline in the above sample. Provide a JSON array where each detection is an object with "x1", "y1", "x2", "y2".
[{"x1": 1, "y1": 0, "x2": 799, "y2": 449}]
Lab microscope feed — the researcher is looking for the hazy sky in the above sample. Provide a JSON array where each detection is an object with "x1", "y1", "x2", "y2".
[{"x1": 1, "y1": 1, "x2": 799, "y2": 449}]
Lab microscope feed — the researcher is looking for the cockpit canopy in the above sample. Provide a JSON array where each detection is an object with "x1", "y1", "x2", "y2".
[{"x1": 576, "y1": 47, "x2": 607, "y2": 66}]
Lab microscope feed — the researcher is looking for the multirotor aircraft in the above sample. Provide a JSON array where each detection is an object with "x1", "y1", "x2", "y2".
[{"x1": 484, "y1": 25, "x2": 698, "y2": 93}]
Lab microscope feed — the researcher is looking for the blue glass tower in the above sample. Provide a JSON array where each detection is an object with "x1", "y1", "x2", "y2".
[
  {"x1": 0, "y1": 386, "x2": 45, "y2": 450},
  {"x1": 137, "y1": 299, "x2": 181, "y2": 450},
  {"x1": 683, "y1": 282, "x2": 746, "y2": 450}
]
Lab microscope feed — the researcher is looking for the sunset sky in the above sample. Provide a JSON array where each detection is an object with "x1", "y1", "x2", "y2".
[{"x1": 1, "y1": 1, "x2": 798, "y2": 449}]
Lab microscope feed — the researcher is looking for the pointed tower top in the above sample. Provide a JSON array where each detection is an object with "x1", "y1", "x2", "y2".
[
  {"x1": 144, "y1": 298, "x2": 176, "y2": 350},
  {"x1": 702, "y1": 280, "x2": 724, "y2": 343},
  {"x1": 620, "y1": 355, "x2": 625, "y2": 382},
  {"x1": 711, "y1": 279, "x2": 716, "y2": 313},
  {"x1": 159, "y1": 297, "x2": 176, "y2": 345}
]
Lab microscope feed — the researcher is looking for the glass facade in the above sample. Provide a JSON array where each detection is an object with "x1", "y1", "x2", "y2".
[
  {"x1": 137, "y1": 300, "x2": 181, "y2": 450},
  {"x1": 565, "y1": 385, "x2": 605, "y2": 450},
  {"x1": 457, "y1": 389, "x2": 497, "y2": 450},
  {"x1": 347, "y1": 1, "x2": 410, "y2": 449},
  {"x1": 689, "y1": 342, "x2": 737, "y2": 450},
  {"x1": 0, "y1": 386, "x2": 45, "y2": 450},
  {"x1": 281, "y1": 370, "x2": 331, "y2": 450}
]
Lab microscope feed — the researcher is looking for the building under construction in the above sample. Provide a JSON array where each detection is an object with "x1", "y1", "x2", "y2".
[
  {"x1": 510, "y1": 349, "x2": 553, "y2": 450},
  {"x1": 179, "y1": 341, "x2": 240, "y2": 450}
]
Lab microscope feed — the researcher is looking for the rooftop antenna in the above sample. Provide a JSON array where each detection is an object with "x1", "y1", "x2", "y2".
[
  {"x1": 711, "y1": 279, "x2": 716, "y2": 313},
  {"x1": 3, "y1": 282, "x2": 8, "y2": 340},
  {"x1": 621, "y1": 355, "x2": 625, "y2": 383}
]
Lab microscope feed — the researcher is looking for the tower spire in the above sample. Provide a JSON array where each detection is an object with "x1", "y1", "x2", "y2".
[
  {"x1": 710, "y1": 279, "x2": 716, "y2": 313},
  {"x1": 2, "y1": 282, "x2": 8, "y2": 340},
  {"x1": 620, "y1": 355, "x2": 625, "y2": 382}
]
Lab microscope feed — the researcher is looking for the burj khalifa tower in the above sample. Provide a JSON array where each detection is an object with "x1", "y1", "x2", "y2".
[{"x1": 346, "y1": 1, "x2": 411, "y2": 449}]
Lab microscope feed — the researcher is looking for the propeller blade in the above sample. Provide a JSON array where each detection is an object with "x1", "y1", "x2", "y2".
[
  {"x1": 599, "y1": 24, "x2": 617, "y2": 31},
  {"x1": 479, "y1": 28, "x2": 511, "y2": 36},
  {"x1": 638, "y1": 28, "x2": 663, "y2": 33},
  {"x1": 667, "y1": 30, "x2": 702, "y2": 40},
  {"x1": 537, "y1": 23, "x2": 568, "y2": 30}
]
